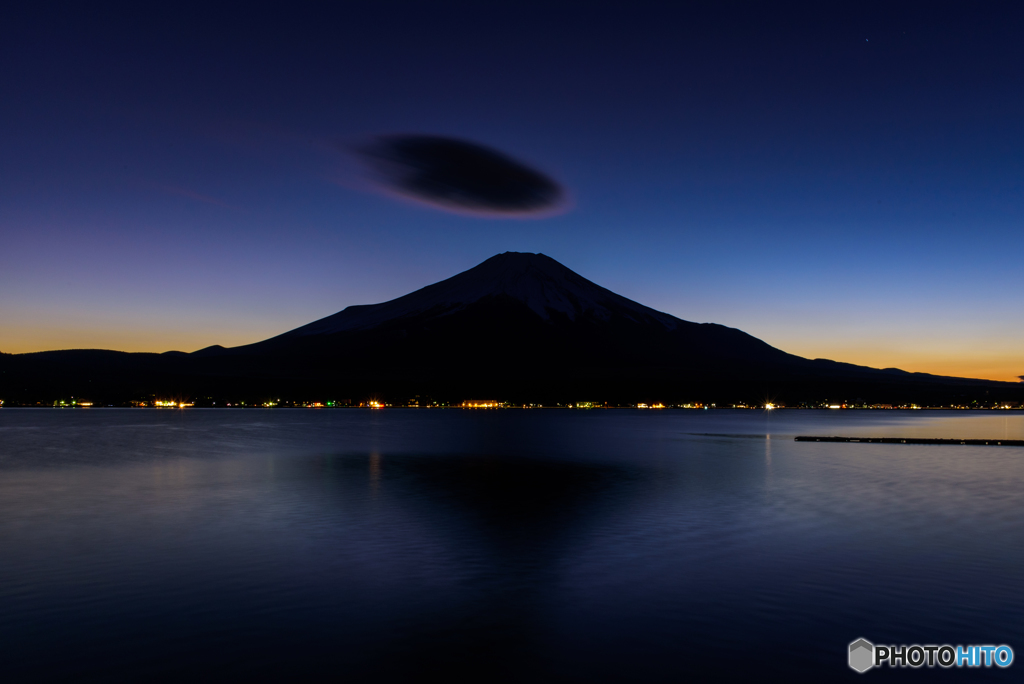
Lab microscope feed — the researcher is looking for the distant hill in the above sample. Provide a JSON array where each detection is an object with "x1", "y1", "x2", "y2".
[{"x1": 2, "y1": 252, "x2": 1020, "y2": 405}]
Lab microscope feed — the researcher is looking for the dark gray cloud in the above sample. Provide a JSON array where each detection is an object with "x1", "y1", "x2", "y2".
[{"x1": 356, "y1": 135, "x2": 565, "y2": 215}]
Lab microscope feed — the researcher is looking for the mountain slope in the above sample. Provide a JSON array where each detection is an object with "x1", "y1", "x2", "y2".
[
  {"x1": 272, "y1": 252, "x2": 682, "y2": 338},
  {"x1": 2, "y1": 253, "x2": 1019, "y2": 404},
  {"x1": 193, "y1": 252, "x2": 1004, "y2": 400},
  {"x1": 236, "y1": 251, "x2": 799, "y2": 368}
]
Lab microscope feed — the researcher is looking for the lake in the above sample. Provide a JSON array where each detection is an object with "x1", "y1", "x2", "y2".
[{"x1": 1, "y1": 409, "x2": 1021, "y2": 681}]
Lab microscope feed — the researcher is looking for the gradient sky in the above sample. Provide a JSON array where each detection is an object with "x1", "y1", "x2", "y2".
[{"x1": 2, "y1": 2, "x2": 1022, "y2": 381}]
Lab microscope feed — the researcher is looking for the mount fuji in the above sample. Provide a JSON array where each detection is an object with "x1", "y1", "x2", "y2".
[{"x1": 2, "y1": 252, "x2": 1019, "y2": 404}]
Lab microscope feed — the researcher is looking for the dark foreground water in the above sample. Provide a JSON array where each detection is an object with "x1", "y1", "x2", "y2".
[{"x1": 1, "y1": 409, "x2": 1022, "y2": 682}]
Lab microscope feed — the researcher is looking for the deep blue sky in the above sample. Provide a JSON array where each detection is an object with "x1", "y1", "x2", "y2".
[{"x1": 2, "y1": 2, "x2": 1022, "y2": 380}]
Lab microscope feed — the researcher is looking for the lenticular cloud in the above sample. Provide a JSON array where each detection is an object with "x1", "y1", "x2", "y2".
[{"x1": 355, "y1": 135, "x2": 565, "y2": 216}]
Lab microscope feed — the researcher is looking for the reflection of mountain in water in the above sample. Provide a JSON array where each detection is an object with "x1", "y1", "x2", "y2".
[
  {"x1": 386, "y1": 453, "x2": 635, "y2": 551},
  {"x1": 311, "y1": 450, "x2": 643, "y2": 681}
]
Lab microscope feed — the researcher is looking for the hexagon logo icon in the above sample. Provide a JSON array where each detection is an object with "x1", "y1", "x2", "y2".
[{"x1": 849, "y1": 638, "x2": 874, "y2": 673}]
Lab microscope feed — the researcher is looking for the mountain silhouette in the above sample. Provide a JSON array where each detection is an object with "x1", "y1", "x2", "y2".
[
  {"x1": 2, "y1": 252, "x2": 1020, "y2": 405},
  {"x1": 275, "y1": 251, "x2": 682, "y2": 336}
]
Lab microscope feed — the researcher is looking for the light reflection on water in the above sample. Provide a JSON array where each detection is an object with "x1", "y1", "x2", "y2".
[{"x1": 0, "y1": 409, "x2": 1022, "y2": 682}]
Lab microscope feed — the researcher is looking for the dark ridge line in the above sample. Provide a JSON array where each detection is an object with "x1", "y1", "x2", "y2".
[{"x1": 795, "y1": 436, "x2": 1024, "y2": 447}]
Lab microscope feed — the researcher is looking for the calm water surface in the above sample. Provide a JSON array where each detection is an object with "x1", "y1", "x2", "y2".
[{"x1": 1, "y1": 409, "x2": 1022, "y2": 681}]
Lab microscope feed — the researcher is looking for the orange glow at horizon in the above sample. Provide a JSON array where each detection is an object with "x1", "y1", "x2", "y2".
[
  {"x1": 776, "y1": 341, "x2": 1023, "y2": 384},
  {"x1": 3, "y1": 321, "x2": 1020, "y2": 384},
  {"x1": 0, "y1": 323, "x2": 272, "y2": 358}
]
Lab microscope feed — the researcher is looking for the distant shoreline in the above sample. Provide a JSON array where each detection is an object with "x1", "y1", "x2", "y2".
[{"x1": 3, "y1": 405, "x2": 1022, "y2": 411}]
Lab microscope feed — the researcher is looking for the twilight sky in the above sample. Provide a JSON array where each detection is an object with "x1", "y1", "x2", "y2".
[{"x1": 2, "y1": 2, "x2": 1022, "y2": 381}]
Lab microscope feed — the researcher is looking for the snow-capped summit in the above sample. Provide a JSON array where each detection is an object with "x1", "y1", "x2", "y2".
[{"x1": 280, "y1": 252, "x2": 680, "y2": 338}]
